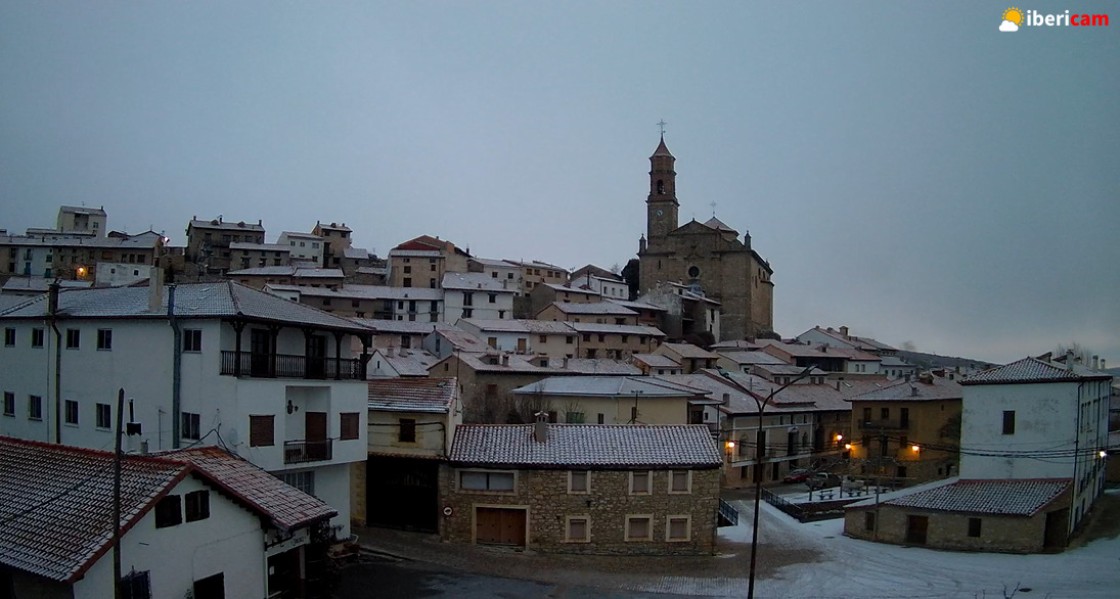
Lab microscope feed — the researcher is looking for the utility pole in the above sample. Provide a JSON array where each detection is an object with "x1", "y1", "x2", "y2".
[{"x1": 112, "y1": 388, "x2": 124, "y2": 599}]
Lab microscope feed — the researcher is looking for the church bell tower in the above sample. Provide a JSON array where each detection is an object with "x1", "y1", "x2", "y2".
[{"x1": 647, "y1": 135, "x2": 679, "y2": 240}]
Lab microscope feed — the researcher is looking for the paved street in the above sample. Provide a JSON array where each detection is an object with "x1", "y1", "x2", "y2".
[{"x1": 334, "y1": 554, "x2": 699, "y2": 599}]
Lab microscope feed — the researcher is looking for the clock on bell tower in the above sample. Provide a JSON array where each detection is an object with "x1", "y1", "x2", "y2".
[{"x1": 646, "y1": 134, "x2": 679, "y2": 240}]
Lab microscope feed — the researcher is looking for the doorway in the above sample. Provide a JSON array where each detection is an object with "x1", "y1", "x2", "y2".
[
  {"x1": 906, "y1": 515, "x2": 928, "y2": 544},
  {"x1": 305, "y1": 411, "x2": 328, "y2": 460},
  {"x1": 475, "y1": 507, "x2": 526, "y2": 547}
]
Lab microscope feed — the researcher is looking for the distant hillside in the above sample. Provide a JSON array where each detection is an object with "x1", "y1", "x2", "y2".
[{"x1": 896, "y1": 350, "x2": 1000, "y2": 372}]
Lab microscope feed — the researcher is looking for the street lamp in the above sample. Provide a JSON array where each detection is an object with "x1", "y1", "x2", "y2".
[{"x1": 720, "y1": 364, "x2": 817, "y2": 599}]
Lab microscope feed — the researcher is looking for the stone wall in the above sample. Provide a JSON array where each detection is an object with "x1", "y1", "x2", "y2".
[
  {"x1": 844, "y1": 488, "x2": 1071, "y2": 553},
  {"x1": 440, "y1": 465, "x2": 720, "y2": 555}
]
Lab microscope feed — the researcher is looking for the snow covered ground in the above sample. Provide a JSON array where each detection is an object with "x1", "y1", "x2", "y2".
[
  {"x1": 715, "y1": 497, "x2": 1119, "y2": 599},
  {"x1": 619, "y1": 490, "x2": 1118, "y2": 598}
]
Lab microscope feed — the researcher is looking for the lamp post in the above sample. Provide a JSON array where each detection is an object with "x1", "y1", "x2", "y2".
[{"x1": 720, "y1": 364, "x2": 817, "y2": 599}]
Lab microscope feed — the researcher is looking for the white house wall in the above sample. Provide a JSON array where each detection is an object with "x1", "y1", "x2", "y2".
[{"x1": 73, "y1": 475, "x2": 267, "y2": 599}]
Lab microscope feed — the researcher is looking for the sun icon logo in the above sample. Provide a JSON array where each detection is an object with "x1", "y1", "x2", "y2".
[{"x1": 1000, "y1": 7, "x2": 1023, "y2": 32}]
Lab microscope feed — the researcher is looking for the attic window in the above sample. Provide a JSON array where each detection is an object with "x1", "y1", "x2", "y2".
[{"x1": 155, "y1": 495, "x2": 182, "y2": 528}]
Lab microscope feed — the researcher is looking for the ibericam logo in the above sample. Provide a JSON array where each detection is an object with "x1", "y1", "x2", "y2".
[{"x1": 1000, "y1": 7, "x2": 1110, "y2": 32}]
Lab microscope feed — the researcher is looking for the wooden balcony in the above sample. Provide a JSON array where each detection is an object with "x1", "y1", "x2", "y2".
[{"x1": 220, "y1": 351, "x2": 365, "y2": 380}]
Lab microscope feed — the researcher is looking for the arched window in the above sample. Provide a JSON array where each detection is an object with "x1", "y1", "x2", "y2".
[{"x1": 656, "y1": 180, "x2": 665, "y2": 195}]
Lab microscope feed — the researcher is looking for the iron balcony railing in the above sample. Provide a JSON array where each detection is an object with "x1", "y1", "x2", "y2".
[
  {"x1": 220, "y1": 351, "x2": 366, "y2": 380},
  {"x1": 858, "y1": 419, "x2": 911, "y2": 431},
  {"x1": 283, "y1": 439, "x2": 333, "y2": 464}
]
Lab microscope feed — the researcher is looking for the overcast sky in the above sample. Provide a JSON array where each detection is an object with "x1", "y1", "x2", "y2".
[{"x1": 1, "y1": 1, "x2": 1117, "y2": 365}]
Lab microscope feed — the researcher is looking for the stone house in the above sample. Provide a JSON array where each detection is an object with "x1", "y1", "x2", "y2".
[
  {"x1": 565, "y1": 322, "x2": 665, "y2": 359},
  {"x1": 440, "y1": 422, "x2": 722, "y2": 555},
  {"x1": 504, "y1": 259, "x2": 570, "y2": 295},
  {"x1": 184, "y1": 216, "x2": 265, "y2": 273},
  {"x1": 428, "y1": 351, "x2": 560, "y2": 423},
  {"x1": 228, "y1": 242, "x2": 292, "y2": 270},
  {"x1": 654, "y1": 342, "x2": 719, "y2": 374},
  {"x1": 311, "y1": 221, "x2": 354, "y2": 269},
  {"x1": 526, "y1": 282, "x2": 598, "y2": 316},
  {"x1": 535, "y1": 300, "x2": 639, "y2": 326},
  {"x1": 848, "y1": 371, "x2": 963, "y2": 486},
  {"x1": 630, "y1": 353, "x2": 684, "y2": 376},
  {"x1": 387, "y1": 235, "x2": 470, "y2": 289},
  {"x1": 843, "y1": 478, "x2": 1072, "y2": 553}
]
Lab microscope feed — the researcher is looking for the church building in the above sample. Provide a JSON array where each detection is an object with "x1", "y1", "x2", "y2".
[{"x1": 637, "y1": 136, "x2": 774, "y2": 341}]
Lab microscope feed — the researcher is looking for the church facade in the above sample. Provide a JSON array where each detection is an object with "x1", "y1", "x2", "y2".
[{"x1": 637, "y1": 137, "x2": 775, "y2": 341}]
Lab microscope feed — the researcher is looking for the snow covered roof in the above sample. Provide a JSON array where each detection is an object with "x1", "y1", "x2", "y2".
[
  {"x1": 703, "y1": 216, "x2": 737, "y2": 233},
  {"x1": 848, "y1": 478, "x2": 1071, "y2": 517},
  {"x1": 367, "y1": 378, "x2": 457, "y2": 413},
  {"x1": 565, "y1": 322, "x2": 666, "y2": 336},
  {"x1": 353, "y1": 319, "x2": 449, "y2": 334},
  {"x1": 659, "y1": 342, "x2": 719, "y2": 359},
  {"x1": 631, "y1": 353, "x2": 682, "y2": 368},
  {"x1": 0, "y1": 281, "x2": 367, "y2": 333},
  {"x1": 229, "y1": 242, "x2": 290, "y2": 252},
  {"x1": 513, "y1": 375, "x2": 707, "y2": 398},
  {"x1": 187, "y1": 218, "x2": 264, "y2": 232},
  {"x1": 714, "y1": 350, "x2": 787, "y2": 366},
  {"x1": 544, "y1": 301, "x2": 637, "y2": 316},
  {"x1": 852, "y1": 375, "x2": 962, "y2": 402},
  {"x1": 441, "y1": 272, "x2": 515, "y2": 292},
  {"x1": 963, "y1": 357, "x2": 1112, "y2": 385},
  {"x1": 449, "y1": 424, "x2": 722, "y2": 469},
  {"x1": 548, "y1": 358, "x2": 643, "y2": 375}
]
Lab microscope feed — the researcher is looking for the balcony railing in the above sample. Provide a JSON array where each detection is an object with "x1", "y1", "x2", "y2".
[
  {"x1": 284, "y1": 439, "x2": 333, "y2": 464},
  {"x1": 220, "y1": 351, "x2": 366, "y2": 380},
  {"x1": 858, "y1": 419, "x2": 911, "y2": 431}
]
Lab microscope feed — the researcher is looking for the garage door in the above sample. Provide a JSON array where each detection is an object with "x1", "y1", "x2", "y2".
[{"x1": 475, "y1": 507, "x2": 526, "y2": 546}]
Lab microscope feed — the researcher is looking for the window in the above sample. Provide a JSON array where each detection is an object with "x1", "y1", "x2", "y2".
[
  {"x1": 31, "y1": 328, "x2": 44, "y2": 347},
  {"x1": 2, "y1": 392, "x2": 13, "y2": 416},
  {"x1": 1002, "y1": 411, "x2": 1015, "y2": 435},
  {"x1": 96, "y1": 403, "x2": 111, "y2": 429},
  {"x1": 463, "y1": 292, "x2": 473, "y2": 306},
  {"x1": 968, "y1": 517, "x2": 982, "y2": 538},
  {"x1": 625, "y1": 515, "x2": 653, "y2": 541},
  {"x1": 403, "y1": 265, "x2": 412, "y2": 274},
  {"x1": 864, "y1": 512, "x2": 876, "y2": 532},
  {"x1": 402, "y1": 277, "x2": 412, "y2": 287},
  {"x1": 29, "y1": 395, "x2": 42, "y2": 420},
  {"x1": 862, "y1": 407, "x2": 871, "y2": 422},
  {"x1": 281, "y1": 471, "x2": 315, "y2": 496},
  {"x1": 182, "y1": 412, "x2": 201, "y2": 440},
  {"x1": 488, "y1": 293, "x2": 496, "y2": 303},
  {"x1": 666, "y1": 515, "x2": 691, "y2": 541},
  {"x1": 399, "y1": 418, "x2": 416, "y2": 442},
  {"x1": 566, "y1": 516, "x2": 590, "y2": 542},
  {"x1": 96, "y1": 329, "x2": 112, "y2": 350},
  {"x1": 582, "y1": 333, "x2": 591, "y2": 342},
  {"x1": 462, "y1": 308, "x2": 472, "y2": 318},
  {"x1": 539, "y1": 335, "x2": 547, "y2": 343},
  {"x1": 459, "y1": 470, "x2": 515, "y2": 492},
  {"x1": 340, "y1": 412, "x2": 360, "y2": 440},
  {"x1": 185, "y1": 490, "x2": 210, "y2": 522},
  {"x1": 249, "y1": 415, "x2": 275, "y2": 446},
  {"x1": 566, "y1": 336, "x2": 573, "y2": 344},
  {"x1": 121, "y1": 570, "x2": 151, "y2": 599},
  {"x1": 565, "y1": 411, "x2": 585, "y2": 423},
  {"x1": 668, "y1": 470, "x2": 691, "y2": 494},
  {"x1": 629, "y1": 471, "x2": 652, "y2": 494},
  {"x1": 155, "y1": 495, "x2": 182, "y2": 528},
  {"x1": 65, "y1": 329, "x2": 80, "y2": 349},
  {"x1": 65, "y1": 400, "x2": 79, "y2": 425},
  {"x1": 3, "y1": 328, "x2": 14, "y2": 346},
  {"x1": 880, "y1": 407, "x2": 889, "y2": 420},
  {"x1": 568, "y1": 470, "x2": 590, "y2": 494}
]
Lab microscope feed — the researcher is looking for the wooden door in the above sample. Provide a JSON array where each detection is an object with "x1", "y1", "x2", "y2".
[
  {"x1": 306, "y1": 411, "x2": 328, "y2": 460},
  {"x1": 476, "y1": 507, "x2": 526, "y2": 546},
  {"x1": 906, "y1": 515, "x2": 928, "y2": 544}
]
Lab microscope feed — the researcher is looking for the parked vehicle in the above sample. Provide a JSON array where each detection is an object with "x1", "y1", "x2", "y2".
[
  {"x1": 782, "y1": 468, "x2": 813, "y2": 483},
  {"x1": 809, "y1": 472, "x2": 841, "y2": 488}
]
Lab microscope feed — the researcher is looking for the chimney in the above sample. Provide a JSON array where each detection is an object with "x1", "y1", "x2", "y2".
[
  {"x1": 910, "y1": 383, "x2": 919, "y2": 397},
  {"x1": 839, "y1": 326, "x2": 849, "y2": 339},
  {"x1": 835, "y1": 380, "x2": 840, "y2": 391},
  {"x1": 48, "y1": 281, "x2": 61, "y2": 316},
  {"x1": 148, "y1": 268, "x2": 164, "y2": 313},
  {"x1": 1092, "y1": 355, "x2": 1099, "y2": 370},
  {"x1": 502, "y1": 354, "x2": 510, "y2": 366},
  {"x1": 721, "y1": 392, "x2": 730, "y2": 404},
  {"x1": 562, "y1": 356, "x2": 569, "y2": 368},
  {"x1": 1101, "y1": 359, "x2": 1106, "y2": 370},
  {"x1": 533, "y1": 411, "x2": 549, "y2": 443},
  {"x1": 387, "y1": 346, "x2": 395, "y2": 357},
  {"x1": 1066, "y1": 350, "x2": 1076, "y2": 370}
]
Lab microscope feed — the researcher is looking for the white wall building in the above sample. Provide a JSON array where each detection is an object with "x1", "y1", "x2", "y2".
[
  {"x1": 278, "y1": 231, "x2": 325, "y2": 266},
  {"x1": 0, "y1": 281, "x2": 372, "y2": 539},
  {"x1": 441, "y1": 272, "x2": 516, "y2": 323},
  {"x1": 960, "y1": 356, "x2": 1112, "y2": 536}
]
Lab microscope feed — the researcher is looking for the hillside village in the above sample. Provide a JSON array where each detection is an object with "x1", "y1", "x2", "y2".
[{"x1": 1, "y1": 139, "x2": 1118, "y2": 598}]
